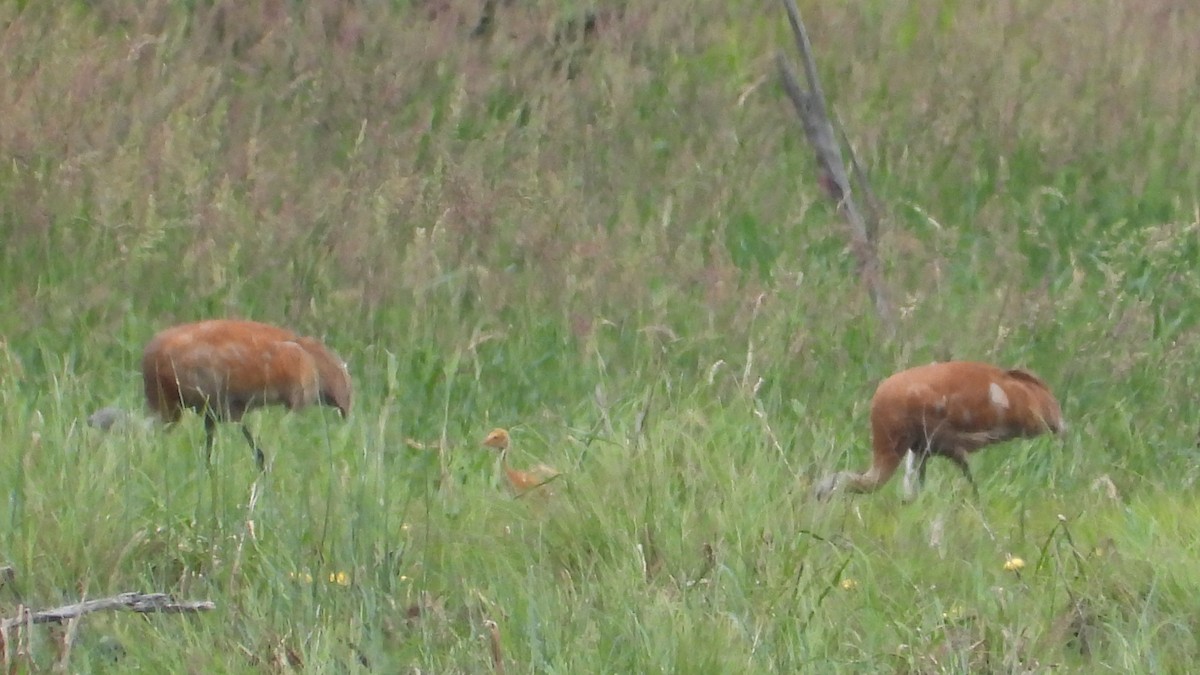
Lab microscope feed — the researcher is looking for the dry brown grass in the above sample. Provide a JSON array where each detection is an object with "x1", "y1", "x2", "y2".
[{"x1": 3, "y1": 2, "x2": 1195, "y2": 346}]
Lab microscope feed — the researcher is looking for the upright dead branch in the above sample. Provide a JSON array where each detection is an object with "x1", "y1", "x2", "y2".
[{"x1": 776, "y1": 0, "x2": 895, "y2": 336}]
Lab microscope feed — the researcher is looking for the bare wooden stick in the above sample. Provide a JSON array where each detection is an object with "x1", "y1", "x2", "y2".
[
  {"x1": 54, "y1": 615, "x2": 81, "y2": 673},
  {"x1": 835, "y1": 119, "x2": 885, "y2": 243},
  {"x1": 1, "y1": 613, "x2": 13, "y2": 670},
  {"x1": 776, "y1": 0, "x2": 895, "y2": 336},
  {"x1": 1, "y1": 593, "x2": 215, "y2": 630}
]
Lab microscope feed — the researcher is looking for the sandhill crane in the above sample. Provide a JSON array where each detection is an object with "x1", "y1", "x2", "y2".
[
  {"x1": 815, "y1": 361, "x2": 1064, "y2": 501},
  {"x1": 481, "y1": 428, "x2": 560, "y2": 496},
  {"x1": 142, "y1": 319, "x2": 352, "y2": 470}
]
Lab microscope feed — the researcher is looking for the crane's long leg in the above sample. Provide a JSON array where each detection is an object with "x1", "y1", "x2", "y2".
[
  {"x1": 241, "y1": 424, "x2": 266, "y2": 472},
  {"x1": 945, "y1": 453, "x2": 980, "y2": 499},
  {"x1": 906, "y1": 445, "x2": 980, "y2": 501},
  {"x1": 902, "y1": 449, "x2": 933, "y2": 502},
  {"x1": 203, "y1": 414, "x2": 218, "y2": 466}
]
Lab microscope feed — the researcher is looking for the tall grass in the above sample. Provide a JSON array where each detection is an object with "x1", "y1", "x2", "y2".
[{"x1": 0, "y1": 0, "x2": 1198, "y2": 670}]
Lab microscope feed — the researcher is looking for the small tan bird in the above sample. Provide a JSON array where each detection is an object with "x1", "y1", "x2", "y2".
[{"x1": 481, "y1": 428, "x2": 560, "y2": 497}]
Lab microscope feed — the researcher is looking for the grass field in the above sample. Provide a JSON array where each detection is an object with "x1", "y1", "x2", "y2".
[{"x1": 2, "y1": 0, "x2": 1199, "y2": 671}]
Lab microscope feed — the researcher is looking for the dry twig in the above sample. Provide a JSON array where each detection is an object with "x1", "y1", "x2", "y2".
[
  {"x1": 1, "y1": 592, "x2": 214, "y2": 629},
  {"x1": 776, "y1": 0, "x2": 895, "y2": 336}
]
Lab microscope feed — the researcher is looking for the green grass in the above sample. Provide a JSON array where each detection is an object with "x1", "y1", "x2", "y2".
[{"x1": 1, "y1": 0, "x2": 1199, "y2": 671}]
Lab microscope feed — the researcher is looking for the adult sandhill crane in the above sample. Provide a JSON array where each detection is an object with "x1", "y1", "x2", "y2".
[
  {"x1": 142, "y1": 319, "x2": 352, "y2": 470},
  {"x1": 814, "y1": 361, "x2": 1064, "y2": 501},
  {"x1": 481, "y1": 428, "x2": 560, "y2": 496}
]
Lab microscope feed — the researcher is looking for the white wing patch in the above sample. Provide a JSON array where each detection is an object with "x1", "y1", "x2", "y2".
[{"x1": 989, "y1": 382, "x2": 1010, "y2": 410}]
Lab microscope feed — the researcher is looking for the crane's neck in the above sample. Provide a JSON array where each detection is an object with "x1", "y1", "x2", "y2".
[
  {"x1": 815, "y1": 468, "x2": 888, "y2": 500},
  {"x1": 493, "y1": 447, "x2": 511, "y2": 482}
]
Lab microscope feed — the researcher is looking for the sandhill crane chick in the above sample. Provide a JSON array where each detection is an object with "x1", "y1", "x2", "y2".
[{"x1": 481, "y1": 428, "x2": 560, "y2": 496}]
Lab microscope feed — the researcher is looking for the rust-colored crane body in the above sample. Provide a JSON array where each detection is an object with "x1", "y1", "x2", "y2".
[
  {"x1": 815, "y1": 361, "x2": 1064, "y2": 500},
  {"x1": 142, "y1": 319, "x2": 352, "y2": 470},
  {"x1": 481, "y1": 428, "x2": 560, "y2": 496}
]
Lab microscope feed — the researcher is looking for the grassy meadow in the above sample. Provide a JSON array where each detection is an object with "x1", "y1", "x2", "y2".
[{"x1": 2, "y1": 0, "x2": 1200, "y2": 671}]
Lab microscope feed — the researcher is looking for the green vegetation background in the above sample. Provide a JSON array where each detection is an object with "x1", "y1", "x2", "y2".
[{"x1": 1, "y1": 0, "x2": 1198, "y2": 671}]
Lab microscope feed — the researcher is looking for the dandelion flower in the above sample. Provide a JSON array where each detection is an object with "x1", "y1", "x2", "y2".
[
  {"x1": 1004, "y1": 556, "x2": 1025, "y2": 572},
  {"x1": 329, "y1": 571, "x2": 351, "y2": 586},
  {"x1": 840, "y1": 578, "x2": 858, "y2": 590}
]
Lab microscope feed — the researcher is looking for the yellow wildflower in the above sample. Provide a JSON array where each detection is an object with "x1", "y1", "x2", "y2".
[{"x1": 1003, "y1": 556, "x2": 1026, "y2": 572}]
